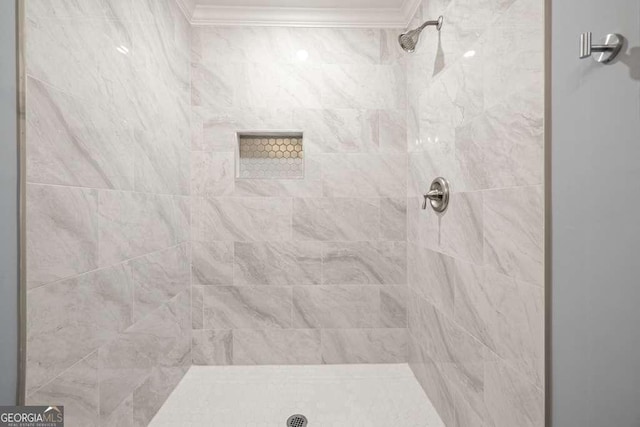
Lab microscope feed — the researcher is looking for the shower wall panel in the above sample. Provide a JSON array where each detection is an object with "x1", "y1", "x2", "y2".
[
  {"x1": 405, "y1": 0, "x2": 545, "y2": 426},
  {"x1": 190, "y1": 27, "x2": 409, "y2": 365},
  {"x1": 24, "y1": 1, "x2": 191, "y2": 425}
]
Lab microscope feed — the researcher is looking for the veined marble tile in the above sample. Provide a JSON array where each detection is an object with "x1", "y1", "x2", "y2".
[
  {"x1": 292, "y1": 198, "x2": 379, "y2": 241},
  {"x1": 322, "y1": 64, "x2": 406, "y2": 110},
  {"x1": 190, "y1": 62, "x2": 238, "y2": 109},
  {"x1": 408, "y1": 336, "x2": 458, "y2": 427},
  {"x1": 411, "y1": 296, "x2": 489, "y2": 423},
  {"x1": 26, "y1": 18, "x2": 124, "y2": 102},
  {"x1": 291, "y1": 28, "x2": 381, "y2": 65},
  {"x1": 380, "y1": 198, "x2": 407, "y2": 241},
  {"x1": 26, "y1": 184, "x2": 99, "y2": 289},
  {"x1": 27, "y1": 263, "x2": 133, "y2": 394},
  {"x1": 26, "y1": 77, "x2": 134, "y2": 190},
  {"x1": 193, "y1": 26, "x2": 294, "y2": 64},
  {"x1": 292, "y1": 286, "x2": 379, "y2": 329},
  {"x1": 322, "y1": 153, "x2": 407, "y2": 198},
  {"x1": 482, "y1": 0, "x2": 543, "y2": 109},
  {"x1": 27, "y1": 352, "x2": 99, "y2": 427},
  {"x1": 238, "y1": 62, "x2": 324, "y2": 109},
  {"x1": 198, "y1": 107, "x2": 293, "y2": 152},
  {"x1": 172, "y1": 196, "x2": 191, "y2": 244},
  {"x1": 234, "y1": 242, "x2": 322, "y2": 286},
  {"x1": 453, "y1": 260, "x2": 496, "y2": 350},
  {"x1": 322, "y1": 241, "x2": 407, "y2": 285},
  {"x1": 440, "y1": 191, "x2": 484, "y2": 265},
  {"x1": 380, "y1": 286, "x2": 409, "y2": 328},
  {"x1": 455, "y1": 267, "x2": 544, "y2": 389},
  {"x1": 98, "y1": 191, "x2": 178, "y2": 266},
  {"x1": 457, "y1": 84, "x2": 544, "y2": 191},
  {"x1": 321, "y1": 329, "x2": 407, "y2": 364},
  {"x1": 379, "y1": 109, "x2": 408, "y2": 153},
  {"x1": 192, "y1": 285, "x2": 204, "y2": 330},
  {"x1": 102, "y1": 394, "x2": 133, "y2": 427},
  {"x1": 484, "y1": 357, "x2": 544, "y2": 427},
  {"x1": 408, "y1": 245, "x2": 455, "y2": 316},
  {"x1": 130, "y1": 244, "x2": 190, "y2": 323},
  {"x1": 203, "y1": 286, "x2": 292, "y2": 330},
  {"x1": 380, "y1": 29, "x2": 406, "y2": 65},
  {"x1": 292, "y1": 108, "x2": 378, "y2": 153},
  {"x1": 233, "y1": 329, "x2": 322, "y2": 365},
  {"x1": 192, "y1": 330, "x2": 233, "y2": 366},
  {"x1": 191, "y1": 151, "x2": 234, "y2": 197},
  {"x1": 193, "y1": 197, "x2": 292, "y2": 242},
  {"x1": 483, "y1": 185, "x2": 543, "y2": 285},
  {"x1": 99, "y1": 291, "x2": 190, "y2": 420},
  {"x1": 133, "y1": 128, "x2": 190, "y2": 196},
  {"x1": 133, "y1": 365, "x2": 189, "y2": 427},
  {"x1": 191, "y1": 241, "x2": 234, "y2": 286},
  {"x1": 27, "y1": 0, "x2": 108, "y2": 19}
]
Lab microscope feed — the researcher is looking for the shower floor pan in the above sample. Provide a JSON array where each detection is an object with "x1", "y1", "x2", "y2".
[{"x1": 150, "y1": 364, "x2": 444, "y2": 427}]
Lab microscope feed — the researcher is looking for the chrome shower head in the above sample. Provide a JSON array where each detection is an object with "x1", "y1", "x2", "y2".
[{"x1": 399, "y1": 16, "x2": 443, "y2": 53}]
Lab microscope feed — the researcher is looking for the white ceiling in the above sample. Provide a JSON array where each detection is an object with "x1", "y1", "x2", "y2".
[
  {"x1": 194, "y1": 0, "x2": 406, "y2": 8},
  {"x1": 176, "y1": 0, "x2": 420, "y2": 27}
]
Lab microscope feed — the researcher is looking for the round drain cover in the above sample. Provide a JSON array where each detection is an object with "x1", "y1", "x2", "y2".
[{"x1": 287, "y1": 414, "x2": 308, "y2": 427}]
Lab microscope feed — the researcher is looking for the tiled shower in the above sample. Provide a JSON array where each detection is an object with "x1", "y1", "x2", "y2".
[{"x1": 23, "y1": 0, "x2": 544, "y2": 425}]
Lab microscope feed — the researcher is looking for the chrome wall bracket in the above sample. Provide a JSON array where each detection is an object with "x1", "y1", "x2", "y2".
[
  {"x1": 579, "y1": 32, "x2": 624, "y2": 64},
  {"x1": 422, "y1": 177, "x2": 450, "y2": 213}
]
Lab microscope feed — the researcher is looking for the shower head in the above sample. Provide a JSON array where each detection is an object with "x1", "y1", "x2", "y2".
[{"x1": 398, "y1": 16, "x2": 443, "y2": 53}]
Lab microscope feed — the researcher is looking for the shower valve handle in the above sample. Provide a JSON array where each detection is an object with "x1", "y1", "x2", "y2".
[
  {"x1": 422, "y1": 177, "x2": 450, "y2": 213},
  {"x1": 422, "y1": 190, "x2": 443, "y2": 209}
]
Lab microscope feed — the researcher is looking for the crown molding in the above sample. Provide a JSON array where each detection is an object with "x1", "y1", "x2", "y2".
[
  {"x1": 188, "y1": 0, "x2": 423, "y2": 28},
  {"x1": 174, "y1": 0, "x2": 196, "y2": 21},
  {"x1": 401, "y1": 0, "x2": 422, "y2": 27}
]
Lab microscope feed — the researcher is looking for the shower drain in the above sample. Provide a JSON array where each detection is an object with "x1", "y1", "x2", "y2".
[{"x1": 287, "y1": 414, "x2": 308, "y2": 427}]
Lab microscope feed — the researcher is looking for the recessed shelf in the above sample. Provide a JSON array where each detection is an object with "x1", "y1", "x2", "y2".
[{"x1": 236, "y1": 131, "x2": 304, "y2": 180}]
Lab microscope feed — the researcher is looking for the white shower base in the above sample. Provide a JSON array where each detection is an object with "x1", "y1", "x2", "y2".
[{"x1": 150, "y1": 364, "x2": 444, "y2": 427}]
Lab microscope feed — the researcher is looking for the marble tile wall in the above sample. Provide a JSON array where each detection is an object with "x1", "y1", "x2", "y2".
[
  {"x1": 190, "y1": 26, "x2": 409, "y2": 366},
  {"x1": 25, "y1": 0, "x2": 191, "y2": 425},
  {"x1": 405, "y1": 0, "x2": 545, "y2": 426}
]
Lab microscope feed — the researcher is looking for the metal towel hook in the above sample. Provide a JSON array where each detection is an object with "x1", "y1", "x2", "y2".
[{"x1": 579, "y1": 32, "x2": 624, "y2": 64}]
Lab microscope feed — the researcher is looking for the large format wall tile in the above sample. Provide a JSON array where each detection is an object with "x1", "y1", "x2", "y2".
[
  {"x1": 322, "y1": 153, "x2": 407, "y2": 198},
  {"x1": 293, "y1": 109, "x2": 378, "y2": 153},
  {"x1": 293, "y1": 286, "x2": 380, "y2": 329},
  {"x1": 193, "y1": 197, "x2": 292, "y2": 242},
  {"x1": 405, "y1": 0, "x2": 544, "y2": 424},
  {"x1": 192, "y1": 330, "x2": 233, "y2": 365},
  {"x1": 321, "y1": 329, "x2": 407, "y2": 364},
  {"x1": 27, "y1": 264, "x2": 134, "y2": 394},
  {"x1": 189, "y1": 25, "x2": 409, "y2": 368},
  {"x1": 27, "y1": 352, "x2": 100, "y2": 427},
  {"x1": 234, "y1": 329, "x2": 322, "y2": 365},
  {"x1": 203, "y1": 286, "x2": 292, "y2": 329},
  {"x1": 130, "y1": 244, "x2": 190, "y2": 322},
  {"x1": 484, "y1": 185, "x2": 544, "y2": 285},
  {"x1": 26, "y1": 1, "x2": 191, "y2": 424},
  {"x1": 292, "y1": 198, "x2": 379, "y2": 241},
  {"x1": 234, "y1": 241, "x2": 322, "y2": 286},
  {"x1": 98, "y1": 191, "x2": 179, "y2": 266},
  {"x1": 191, "y1": 241, "x2": 234, "y2": 285},
  {"x1": 322, "y1": 241, "x2": 407, "y2": 285},
  {"x1": 26, "y1": 184, "x2": 99, "y2": 289},
  {"x1": 26, "y1": 77, "x2": 134, "y2": 190}
]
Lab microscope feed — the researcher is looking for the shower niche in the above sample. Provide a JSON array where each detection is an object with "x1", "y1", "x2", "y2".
[{"x1": 236, "y1": 131, "x2": 304, "y2": 179}]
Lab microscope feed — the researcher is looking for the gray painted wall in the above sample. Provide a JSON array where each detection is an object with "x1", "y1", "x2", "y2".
[
  {"x1": 0, "y1": 0, "x2": 19, "y2": 406},
  {"x1": 551, "y1": 0, "x2": 640, "y2": 425}
]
